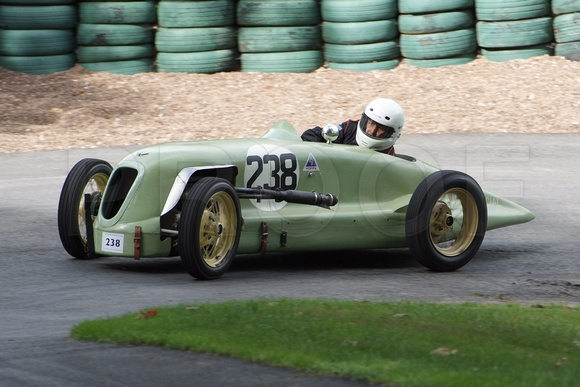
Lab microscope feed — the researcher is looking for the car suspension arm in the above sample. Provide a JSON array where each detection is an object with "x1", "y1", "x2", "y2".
[{"x1": 236, "y1": 187, "x2": 338, "y2": 209}]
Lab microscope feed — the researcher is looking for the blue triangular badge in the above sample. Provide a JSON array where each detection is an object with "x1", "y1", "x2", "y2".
[{"x1": 303, "y1": 153, "x2": 320, "y2": 171}]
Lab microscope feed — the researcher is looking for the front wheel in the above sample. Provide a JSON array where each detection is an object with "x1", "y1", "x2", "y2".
[
  {"x1": 405, "y1": 170, "x2": 487, "y2": 271},
  {"x1": 179, "y1": 177, "x2": 241, "y2": 280},
  {"x1": 58, "y1": 158, "x2": 112, "y2": 259}
]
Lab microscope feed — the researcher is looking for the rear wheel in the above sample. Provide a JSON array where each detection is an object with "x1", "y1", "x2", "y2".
[
  {"x1": 405, "y1": 170, "x2": 487, "y2": 271},
  {"x1": 179, "y1": 177, "x2": 241, "y2": 280},
  {"x1": 58, "y1": 159, "x2": 112, "y2": 259}
]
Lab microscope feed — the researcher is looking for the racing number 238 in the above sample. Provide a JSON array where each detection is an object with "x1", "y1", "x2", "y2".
[
  {"x1": 246, "y1": 153, "x2": 298, "y2": 190},
  {"x1": 104, "y1": 237, "x2": 121, "y2": 248}
]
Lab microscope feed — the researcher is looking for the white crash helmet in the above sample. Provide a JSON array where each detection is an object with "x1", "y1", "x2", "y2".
[{"x1": 356, "y1": 98, "x2": 405, "y2": 151}]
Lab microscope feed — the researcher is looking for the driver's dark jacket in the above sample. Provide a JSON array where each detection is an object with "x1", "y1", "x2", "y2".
[{"x1": 301, "y1": 119, "x2": 395, "y2": 156}]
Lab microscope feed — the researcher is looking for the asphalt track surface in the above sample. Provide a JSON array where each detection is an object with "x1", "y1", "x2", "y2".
[{"x1": 1, "y1": 133, "x2": 579, "y2": 386}]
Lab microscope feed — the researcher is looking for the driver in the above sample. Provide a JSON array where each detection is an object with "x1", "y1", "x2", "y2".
[{"x1": 301, "y1": 98, "x2": 405, "y2": 155}]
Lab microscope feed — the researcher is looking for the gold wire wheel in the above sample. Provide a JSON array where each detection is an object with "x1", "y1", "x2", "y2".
[
  {"x1": 199, "y1": 191, "x2": 238, "y2": 268},
  {"x1": 77, "y1": 172, "x2": 109, "y2": 244},
  {"x1": 429, "y1": 187, "x2": 479, "y2": 257}
]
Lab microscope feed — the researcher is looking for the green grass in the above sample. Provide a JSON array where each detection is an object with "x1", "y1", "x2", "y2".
[{"x1": 71, "y1": 300, "x2": 580, "y2": 387}]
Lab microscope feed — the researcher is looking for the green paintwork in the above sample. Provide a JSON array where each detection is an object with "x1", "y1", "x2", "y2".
[{"x1": 93, "y1": 121, "x2": 534, "y2": 258}]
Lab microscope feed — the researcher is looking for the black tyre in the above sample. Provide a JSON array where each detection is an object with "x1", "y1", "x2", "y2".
[
  {"x1": 179, "y1": 178, "x2": 241, "y2": 280},
  {"x1": 405, "y1": 170, "x2": 487, "y2": 272},
  {"x1": 58, "y1": 159, "x2": 112, "y2": 260}
]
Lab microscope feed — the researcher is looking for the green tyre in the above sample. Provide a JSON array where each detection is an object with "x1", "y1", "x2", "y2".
[
  {"x1": 156, "y1": 49, "x2": 238, "y2": 74},
  {"x1": 320, "y1": 0, "x2": 397, "y2": 22},
  {"x1": 481, "y1": 45, "x2": 553, "y2": 62},
  {"x1": 398, "y1": 10, "x2": 475, "y2": 35},
  {"x1": 77, "y1": 45, "x2": 154, "y2": 62},
  {"x1": 241, "y1": 51, "x2": 323, "y2": 73},
  {"x1": 404, "y1": 53, "x2": 476, "y2": 68},
  {"x1": 157, "y1": 0, "x2": 235, "y2": 27},
  {"x1": 80, "y1": 58, "x2": 154, "y2": 75},
  {"x1": 0, "y1": 5, "x2": 77, "y2": 29},
  {"x1": 237, "y1": 0, "x2": 320, "y2": 26},
  {"x1": 0, "y1": 0, "x2": 76, "y2": 4},
  {"x1": 0, "y1": 53, "x2": 75, "y2": 74},
  {"x1": 80, "y1": 0, "x2": 154, "y2": 1},
  {"x1": 77, "y1": 23, "x2": 154, "y2": 45},
  {"x1": 322, "y1": 19, "x2": 398, "y2": 44},
  {"x1": 552, "y1": 0, "x2": 580, "y2": 15},
  {"x1": 327, "y1": 59, "x2": 400, "y2": 71},
  {"x1": 398, "y1": 0, "x2": 473, "y2": 14},
  {"x1": 476, "y1": 18, "x2": 553, "y2": 48},
  {"x1": 238, "y1": 26, "x2": 321, "y2": 53},
  {"x1": 555, "y1": 41, "x2": 580, "y2": 60},
  {"x1": 0, "y1": 29, "x2": 75, "y2": 56},
  {"x1": 475, "y1": 0, "x2": 550, "y2": 21},
  {"x1": 400, "y1": 29, "x2": 476, "y2": 60},
  {"x1": 553, "y1": 13, "x2": 580, "y2": 43},
  {"x1": 79, "y1": 1, "x2": 156, "y2": 24},
  {"x1": 155, "y1": 27, "x2": 236, "y2": 52},
  {"x1": 324, "y1": 41, "x2": 399, "y2": 63}
]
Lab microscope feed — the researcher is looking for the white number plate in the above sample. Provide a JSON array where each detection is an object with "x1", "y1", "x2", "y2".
[{"x1": 102, "y1": 232, "x2": 124, "y2": 253}]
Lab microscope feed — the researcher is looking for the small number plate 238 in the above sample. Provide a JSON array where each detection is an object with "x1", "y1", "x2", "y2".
[{"x1": 102, "y1": 232, "x2": 124, "y2": 253}]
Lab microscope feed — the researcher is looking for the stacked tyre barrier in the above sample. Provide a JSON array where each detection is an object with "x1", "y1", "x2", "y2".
[
  {"x1": 2, "y1": 1, "x2": 580, "y2": 76},
  {"x1": 76, "y1": 0, "x2": 156, "y2": 75},
  {"x1": 475, "y1": 0, "x2": 553, "y2": 62},
  {"x1": 320, "y1": 0, "x2": 400, "y2": 71},
  {"x1": 398, "y1": 0, "x2": 477, "y2": 68},
  {"x1": 552, "y1": 0, "x2": 580, "y2": 61},
  {"x1": 0, "y1": 0, "x2": 77, "y2": 74},
  {"x1": 156, "y1": 0, "x2": 238, "y2": 74},
  {"x1": 237, "y1": 0, "x2": 323, "y2": 73}
]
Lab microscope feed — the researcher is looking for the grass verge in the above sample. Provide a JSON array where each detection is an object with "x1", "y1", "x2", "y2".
[{"x1": 71, "y1": 299, "x2": 580, "y2": 386}]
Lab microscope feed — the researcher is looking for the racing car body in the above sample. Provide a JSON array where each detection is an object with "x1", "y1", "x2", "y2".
[{"x1": 58, "y1": 121, "x2": 534, "y2": 279}]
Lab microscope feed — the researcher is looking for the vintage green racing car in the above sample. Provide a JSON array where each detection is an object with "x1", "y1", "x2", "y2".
[{"x1": 57, "y1": 121, "x2": 535, "y2": 280}]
